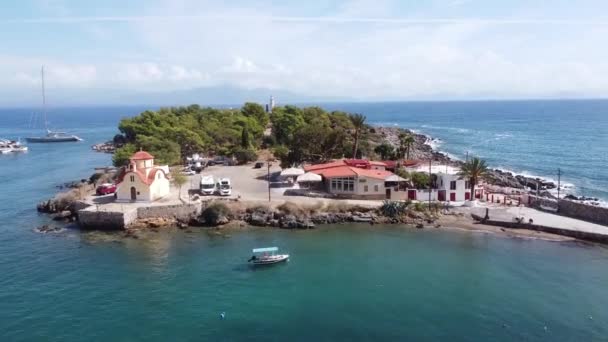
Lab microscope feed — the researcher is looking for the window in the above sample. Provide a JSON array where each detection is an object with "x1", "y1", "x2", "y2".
[
  {"x1": 450, "y1": 181, "x2": 456, "y2": 190},
  {"x1": 374, "y1": 185, "x2": 379, "y2": 192},
  {"x1": 130, "y1": 175, "x2": 135, "y2": 182},
  {"x1": 330, "y1": 177, "x2": 354, "y2": 192},
  {"x1": 364, "y1": 185, "x2": 369, "y2": 192},
  {"x1": 465, "y1": 181, "x2": 470, "y2": 189}
]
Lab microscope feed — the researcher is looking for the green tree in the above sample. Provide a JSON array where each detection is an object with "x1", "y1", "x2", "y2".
[
  {"x1": 233, "y1": 148, "x2": 257, "y2": 165},
  {"x1": 374, "y1": 143, "x2": 395, "y2": 160},
  {"x1": 399, "y1": 133, "x2": 416, "y2": 160},
  {"x1": 136, "y1": 136, "x2": 181, "y2": 166},
  {"x1": 241, "y1": 102, "x2": 269, "y2": 127},
  {"x1": 171, "y1": 172, "x2": 188, "y2": 203},
  {"x1": 349, "y1": 113, "x2": 366, "y2": 158},
  {"x1": 240, "y1": 126, "x2": 251, "y2": 149},
  {"x1": 458, "y1": 157, "x2": 489, "y2": 200},
  {"x1": 112, "y1": 143, "x2": 137, "y2": 167},
  {"x1": 411, "y1": 172, "x2": 430, "y2": 189}
]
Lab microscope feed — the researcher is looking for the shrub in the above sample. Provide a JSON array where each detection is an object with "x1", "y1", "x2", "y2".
[
  {"x1": 277, "y1": 201, "x2": 306, "y2": 216},
  {"x1": 201, "y1": 202, "x2": 232, "y2": 226},
  {"x1": 233, "y1": 148, "x2": 257, "y2": 165},
  {"x1": 413, "y1": 202, "x2": 425, "y2": 212},
  {"x1": 379, "y1": 200, "x2": 410, "y2": 218}
]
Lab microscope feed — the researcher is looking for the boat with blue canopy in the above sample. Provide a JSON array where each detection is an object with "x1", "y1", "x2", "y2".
[{"x1": 248, "y1": 247, "x2": 289, "y2": 265}]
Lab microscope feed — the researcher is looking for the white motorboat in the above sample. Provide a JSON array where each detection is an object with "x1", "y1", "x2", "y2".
[{"x1": 248, "y1": 247, "x2": 289, "y2": 265}]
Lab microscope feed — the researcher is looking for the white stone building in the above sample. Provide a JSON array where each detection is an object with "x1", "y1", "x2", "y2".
[{"x1": 116, "y1": 151, "x2": 171, "y2": 202}]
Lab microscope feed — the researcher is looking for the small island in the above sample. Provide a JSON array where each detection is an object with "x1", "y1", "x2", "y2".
[{"x1": 39, "y1": 102, "x2": 608, "y2": 244}]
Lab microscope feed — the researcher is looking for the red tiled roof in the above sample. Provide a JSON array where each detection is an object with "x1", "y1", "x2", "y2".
[
  {"x1": 309, "y1": 165, "x2": 394, "y2": 180},
  {"x1": 351, "y1": 167, "x2": 394, "y2": 180},
  {"x1": 369, "y1": 161, "x2": 387, "y2": 166},
  {"x1": 304, "y1": 160, "x2": 346, "y2": 172},
  {"x1": 383, "y1": 160, "x2": 397, "y2": 168},
  {"x1": 312, "y1": 166, "x2": 357, "y2": 178},
  {"x1": 116, "y1": 168, "x2": 166, "y2": 186},
  {"x1": 344, "y1": 159, "x2": 370, "y2": 167},
  {"x1": 131, "y1": 151, "x2": 154, "y2": 160}
]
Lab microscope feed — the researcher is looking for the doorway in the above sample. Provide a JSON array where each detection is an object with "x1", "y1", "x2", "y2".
[{"x1": 130, "y1": 187, "x2": 137, "y2": 201}]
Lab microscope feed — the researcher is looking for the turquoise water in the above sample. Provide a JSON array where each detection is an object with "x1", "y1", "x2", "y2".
[
  {"x1": 2, "y1": 226, "x2": 608, "y2": 341},
  {"x1": 1, "y1": 101, "x2": 608, "y2": 340}
]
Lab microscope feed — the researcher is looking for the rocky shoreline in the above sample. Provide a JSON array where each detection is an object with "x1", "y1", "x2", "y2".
[{"x1": 376, "y1": 126, "x2": 559, "y2": 195}]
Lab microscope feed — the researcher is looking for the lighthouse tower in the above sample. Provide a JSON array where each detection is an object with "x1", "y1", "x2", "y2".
[{"x1": 268, "y1": 95, "x2": 276, "y2": 113}]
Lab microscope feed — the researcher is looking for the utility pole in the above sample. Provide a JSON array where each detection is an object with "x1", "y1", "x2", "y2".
[
  {"x1": 557, "y1": 168, "x2": 561, "y2": 200},
  {"x1": 428, "y1": 159, "x2": 432, "y2": 210},
  {"x1": 267, "y1": 161, "x2": 272, "y2": 202}
]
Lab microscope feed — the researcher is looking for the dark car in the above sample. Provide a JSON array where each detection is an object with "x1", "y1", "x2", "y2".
[
  {"x1": 96, "y1": 183, "x2": 117, "y2": 195},
  {"x1": 254, "y1": 161, "x2": 264, "y2": 169}
]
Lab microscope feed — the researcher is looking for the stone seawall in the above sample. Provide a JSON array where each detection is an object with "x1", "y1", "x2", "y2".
[
  {"x1": 78, "y1": 203, "x2": 202, "y2": 229},
  {"x1": 136, "y1": 203, "x2": 201, "y2": 221},
  {"x1": 526, "y1": 195, "x2": 608, "y2": 226},
  {"x1": 78, "y1": 207, "x2": 138, "y2": 230}
]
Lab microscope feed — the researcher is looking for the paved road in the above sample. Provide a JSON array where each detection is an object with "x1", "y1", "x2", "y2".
[{"x1": 471, "y1": 205, "x2": 608, "y2": 235}]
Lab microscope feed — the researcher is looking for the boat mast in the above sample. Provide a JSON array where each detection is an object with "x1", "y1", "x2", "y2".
[{"x1": 41, "y1": 66, "x2": 48, "y2": 132}]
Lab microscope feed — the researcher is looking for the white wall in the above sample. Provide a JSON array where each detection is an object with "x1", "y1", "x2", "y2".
[
  {"x1": 356, "y1": 177, "x2": 385, "y2": 195},
  {"x1": 116, "y1": 172, "x2": 152, "y2": 202}
]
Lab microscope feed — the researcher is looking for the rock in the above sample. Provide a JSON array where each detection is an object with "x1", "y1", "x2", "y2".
[
  {"x1": 216, "y1": 215, "x2": 230, "y2": 226},
  {"x1": 249, "y1": 213, "x2": 268, "y2": 226},
  {"x1": 35, "y1": 225, "x2": 63, "y2": 233},
  {"x1": 416, "y1": 223, "x2": 424, "y2": 229},
  {"x1": 52, "y1": 210, "x2": 72, "y2": 221},
  {"x1": 280, "y1": 215, "x2": 298, "y2": 229}
]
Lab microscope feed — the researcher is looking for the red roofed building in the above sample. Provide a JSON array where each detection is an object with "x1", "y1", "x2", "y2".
[
  {"x1": 304, "y1": 159, "x2": 405, "y2": 199},
  {"x1": 116, "y1": 150, "x2": 170, "y2": 202}
]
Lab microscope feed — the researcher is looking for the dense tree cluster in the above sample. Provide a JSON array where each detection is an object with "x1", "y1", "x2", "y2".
[
  {"x1": 112, "y1": 103, "x2": 382, "y2": 168},
  {"x1": 112, "y1": 103, "x2": 267, "y2": 166}
]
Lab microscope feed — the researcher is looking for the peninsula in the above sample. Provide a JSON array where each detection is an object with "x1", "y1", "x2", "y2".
[{"x1": 38, "y1": 102, "x2": 608, "y2": 244}]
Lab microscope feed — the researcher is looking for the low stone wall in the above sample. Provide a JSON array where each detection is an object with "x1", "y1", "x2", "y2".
[
  {"x1": 78, "y1": 207, "x2": 138, "y2": 230},
  {"x1": 479, "y1": 219, "x2": 608, "y2": 244},
  {"x1": 526, "y1": 195, "x2": 608, "y2": 226},
  {"x1": 136, "y1": 203, "x2": 201, "y2": 221},
  {"x1": 78, "y1": 203, "x2": 201, "y2": 229}
]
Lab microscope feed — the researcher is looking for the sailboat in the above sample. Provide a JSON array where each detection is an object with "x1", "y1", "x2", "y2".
[{"x1": 26, "y1": 66, "x2": 82, "y2": 143}]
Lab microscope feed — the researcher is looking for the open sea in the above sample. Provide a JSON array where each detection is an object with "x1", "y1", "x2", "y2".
[{"x1": 1, "y1": 100, "x2": 608, "y2": 341}]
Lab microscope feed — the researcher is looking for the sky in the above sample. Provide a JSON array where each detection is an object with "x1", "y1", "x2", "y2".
[{"x1": 1, "y1": 0, "x2": 608, "y2": 105}]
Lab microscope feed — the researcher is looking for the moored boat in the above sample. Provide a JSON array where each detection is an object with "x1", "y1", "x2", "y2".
[
  {"x1": 248, "y1": 247, "x2": 289, "y2": 265},
  {"x1": 26, "y1": 66, "x2": 81, "y2": 143}
]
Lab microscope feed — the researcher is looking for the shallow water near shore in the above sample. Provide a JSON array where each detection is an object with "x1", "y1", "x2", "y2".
[{"x1": 2, "y1": 225, "x2": 608, "y2": 341}]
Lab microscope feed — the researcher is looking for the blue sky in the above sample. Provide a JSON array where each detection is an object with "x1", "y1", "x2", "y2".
[{"x1": 1, "y1": 0, "x2": 608, "y2": 105}]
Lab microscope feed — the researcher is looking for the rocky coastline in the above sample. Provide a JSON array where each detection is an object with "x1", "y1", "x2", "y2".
[{"x1": 376, "y1": 126, "x2": 559, "y2": 195}]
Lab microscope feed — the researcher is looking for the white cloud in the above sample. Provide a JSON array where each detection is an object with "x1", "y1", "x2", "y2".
[{"x1": 1, "y1": 0, "x2": 608, "y2": 103}]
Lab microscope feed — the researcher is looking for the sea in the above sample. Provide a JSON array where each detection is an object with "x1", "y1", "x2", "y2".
[{"x1": 0, "y1": 100, "x2": 607, "y2": 341}]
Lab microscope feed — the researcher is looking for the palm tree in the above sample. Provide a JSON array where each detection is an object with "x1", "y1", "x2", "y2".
[
  {"x1": 349, "y1": 114, "x2": 366, "y2": 158},
  {"x1": 399, "y1": 133, "x2": 415, "y2": 160},
  {"x1": 458, "y1": 157, "x2": 489, "y2": 200}
]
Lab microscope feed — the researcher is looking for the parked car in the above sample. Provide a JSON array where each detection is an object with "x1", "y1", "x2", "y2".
[
  {"x1": 96, "y1": 183, "x2": 116, "y2": 195},
  {"x1": 181, "y1": 167, "x2": 196, "y2": 175},
  {"x1": 254, "y1": 161, "x2": 264, "y2": 169}
]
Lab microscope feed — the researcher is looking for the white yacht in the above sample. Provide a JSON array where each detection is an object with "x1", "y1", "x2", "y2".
[{"x1": 26, "y1": 66, "x2": 81, "y2": 143}]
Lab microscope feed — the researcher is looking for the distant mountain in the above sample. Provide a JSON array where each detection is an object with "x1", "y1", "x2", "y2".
[
  {"x1": 0, "y1": 84, "x2": 349, "y2": 107},
  {"x1": 117, "y1": 85, "x2": 344, "y2": 107}
]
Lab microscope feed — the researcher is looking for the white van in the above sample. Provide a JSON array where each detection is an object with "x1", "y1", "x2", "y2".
[
  {"x1": 200, "y1": 175, "x2": 216, "y2": 195},
  {"x1": 217, "y1": 178, "x2": 232, "y2": 196}
]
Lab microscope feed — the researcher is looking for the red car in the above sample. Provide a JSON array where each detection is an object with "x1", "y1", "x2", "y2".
[{"x1": 96, "y1": 183, "x2": 117, "y2": 195}]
